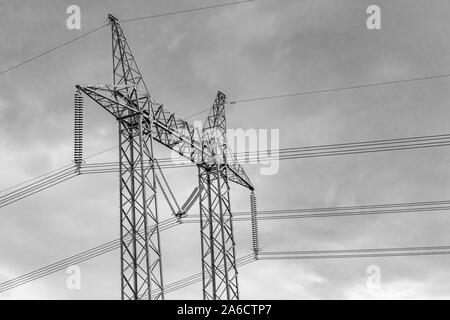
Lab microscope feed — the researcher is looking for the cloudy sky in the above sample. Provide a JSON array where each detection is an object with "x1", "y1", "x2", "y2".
[{"x1": 2, "y1": 0, "x2": 450, "y2": 299}]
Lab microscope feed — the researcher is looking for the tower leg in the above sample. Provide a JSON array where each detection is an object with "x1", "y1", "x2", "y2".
[
  {"x1": 198, "y1": 164, "x2": 239, "y2": 300},
  {"x1": 118, "y1": 113, "x2": 164, "y2": 300}
]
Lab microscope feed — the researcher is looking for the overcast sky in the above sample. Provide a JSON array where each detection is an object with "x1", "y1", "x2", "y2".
[{"x1": 2, "y1": 0, "x2": 450, "y2": 299}]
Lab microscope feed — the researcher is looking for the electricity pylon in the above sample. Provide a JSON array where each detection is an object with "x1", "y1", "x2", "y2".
[{"x1": 76, "y1": 14, "x2": 253, "y2": 300}]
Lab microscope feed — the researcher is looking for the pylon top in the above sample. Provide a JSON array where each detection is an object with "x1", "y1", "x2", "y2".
[{"x1": 108, "y1": 14, "x2": 119, "y2": 23}]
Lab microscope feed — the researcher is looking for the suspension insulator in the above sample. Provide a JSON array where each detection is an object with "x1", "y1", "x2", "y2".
[
  {"x1": 250, "y1": 191, "x2": 260, "y2": 257},
  {"x1": 74, "y1": 91, "x2": 84, "y2": 170}
]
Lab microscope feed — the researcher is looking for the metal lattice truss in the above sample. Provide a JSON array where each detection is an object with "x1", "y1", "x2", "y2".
[
  {"x1": 76, "y1": 14, "x2": 253, "y2": 300},
  {"x1": 119, "y1": 107, "x2": 163, "y2": 300},
  {"x1": 75, "y1": 84, "x2": 253, "y2": 190},
  {"x1": 198, "y1": 164, "x2": 239, "y2": 300}
]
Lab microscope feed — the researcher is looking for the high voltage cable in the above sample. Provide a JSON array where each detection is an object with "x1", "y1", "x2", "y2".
[
  {"x1": 153, "y1": 255, "x2": 255, "y2": 298},
  {"x1": 0, "y1": 164, "x2": 74, "y2": 196},
  {"x1": 81, "y1": 138, "x2": 450, "y2": 174},
  {"x1": 259, "y1": 246, "x2": 450, "y2": 260},
  {"x1": 153, "y1": 247, "x2": 450, "y2": 296},
  {"x1": 148, "y1": 69, "x2": 450, "y2": 120},
  {"x1": 3, "y1": 199, "x2": 450, "y2": 292},
  {"x1": 5, "y1": 245, "x2": 450, "y2": 295},
  {"x1": 0, "y1": 1, "x2": 255, "y2": 78},
  {"x1": 261, "y1": 245, "x2": 450, "y2": 256},
  {"x1": 259, "y1": 251, "x2": 450, "y2": 260},
  {"x1": 81, "y1": 133, "x2": 450, "y2": 174},
  {"x1": 120, "y1": 0, "x2": 256, "y2": 23},
  {"x1": 0, "y1": 168, "x2": 78, "y2": 209},
  {"x1": 187, "y1": 205, "x2": 450, "y2": 221},
  {"x1": 0, "y1": 217, "x2": 181, "y2": 293},
  {"x1": 3, "y1": 133, "x2": 450, "y2": 211},
  {"x1": 185, "y1": 74, "x2": 450, "y2": 119},
  {"x1": 185, "y1": 72, "x2": 450, "y2": 119},
  {"x1": 146, "y1": 254, "x2": 256, "y2": 299},
  {"x1": 0, "y1": 23, "x2": 109, "y2": 77},
  {"x1": 227, "y1": 73, "x2": 450, "y2": 104}
]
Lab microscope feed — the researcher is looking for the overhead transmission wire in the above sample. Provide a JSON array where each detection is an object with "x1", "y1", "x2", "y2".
[
  {"x1": 3, "y1": 132, "x2": 450, "y2": 211},
  {"x1": 120, "y1": 0, "x2": 257, "y2": 23},
  {"x1": 81, "y1": 133, "x2": 450, "y2": 174},
  {"x1": 258, "y1": 246, "x2": 450, "y2": 261},
  {"x1": 0, "y1": 23, "x2": 109, "y2": 77},
  {"x1": 0, "y1": 164, "x2": 74, "y2": 196},
  {"x1": 0, "y1": 142, "x2": 120, "y2": 209},
  {"x1": 4, "y1": 199, "x2": 450, "y2": 292},
  {"x1": 0, "y1": 217, "x2": 181, "y2": 293},
  {"x1": 3, "y1": 136, "x2": 447, "y2": 292},
  {"x1": 0, "y1": 0, "x2": 256, "y2": 77},
  {"x1": 5, "y1": 131, "x2": 450, "y2": 206},
  {"x1": 186, "y1": 199, "x2": 450, "y2": 221},
  {"x1": 180, "y1": 73, "x2": 450, "y2": 119},
  {"x1": 0, "y1": 167, "x2": 78, "y2": 209},
  {"x1": 64, "y1": 72, "x2": 450, "y2": 169},
  {"x1": 145, "y1": 254, "x2": 256, "y2": 299},
  {"x1": 227, "y1": 73, "x2": 450, "y2": 104}
]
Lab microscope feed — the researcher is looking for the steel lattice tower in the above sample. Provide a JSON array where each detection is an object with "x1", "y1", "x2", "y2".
[
  {"x1": 76, "y1": 15, "x2": 253, "y2": 300},
  {"x1": 199, "y1": 92, "x2": 238, "y2": 299}
]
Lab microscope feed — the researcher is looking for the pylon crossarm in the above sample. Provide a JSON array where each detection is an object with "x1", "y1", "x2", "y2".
[
  {"x1": 77, "y1": 84, "x2": 253, "y2": 189},
  {"x1": 76, "y1": 84, "x2": 140, "y2": 119},
  {"x1": 225, "y1": 155, "x2": 253, "y2": 190},
  {"x1": 84, "y1": 15, "x2": 254, "y2": 191}
]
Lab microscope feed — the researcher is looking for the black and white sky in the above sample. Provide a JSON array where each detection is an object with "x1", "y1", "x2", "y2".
[{"x1": 2, "y1": 0, "x2": 450, "y2": 299}]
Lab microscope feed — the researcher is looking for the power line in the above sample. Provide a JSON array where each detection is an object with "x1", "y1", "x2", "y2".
[
  {"x1": 0, "y1": 164, "x2": 74, "y2": 196},
  {"x1": 0, "y1": 168, "x2": 78, "y2": 209},
  {"x1": 81, "y1": 133, "x2": 450, "y2": 174},
  {"x1": 146, "y1": 254, "x2": 256, "y2": 299},
  {"x1": 0, "y1": 0, "x2": 256, "y2": 78},
  {"x1": 79, "y1": 70, "x2": 450, "y2": 122},
  {"x1": 190, "y1": 201, "x2": 450, "y2": 221},
  {"x1": 261, "y1": 245, "x2": 450, "y2": 256},
  {"x1": 142, "y1": 245, "x2": 450, "y2": 296},
  {"x1": 227, "y1": 73, "x2": 450, "y2": 104},
  {"x1": 162, "y1": 70, "x2": 450, "y2": 119},
  {"x1": 3, "y1": 133, "x2": 450, "y2": 210},
  {"x1": 259, "y1": 246, "x2": 450, "y2": 260},
  {"x1": 4, "y1": 198, "x2": 450, "y2": 292},
  {"x1": 0, "y1": 217, "x2": 181, "y2": 293},
  {"x1": 121, "y1": 0, "x2": 256, "y2": 23},
  {"x1": 0, "y1": 23, "x2": 109, "y2": 77},
  {"x1": 259, "y1": 252, "x2": 450, "y2": 260}
]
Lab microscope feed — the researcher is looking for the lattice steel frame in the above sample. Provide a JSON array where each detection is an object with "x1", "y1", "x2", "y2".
[
  {"x1": 118, "y1": 105, "x2": 164, "y2": 300},
  {"x1": 198, "y1": 91, "x2": 239, "y2": 300},
  {"x1": 76, "y1": 14, "x2": 253, "y2": 300},
  {"x1": 198, "y1": 163, "x2": 239, "y2": 300}
]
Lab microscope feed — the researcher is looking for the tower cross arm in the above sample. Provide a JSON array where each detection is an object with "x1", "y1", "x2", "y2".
[{"x1": 76, "y1": 84, "x2": 254, "y2": 190}]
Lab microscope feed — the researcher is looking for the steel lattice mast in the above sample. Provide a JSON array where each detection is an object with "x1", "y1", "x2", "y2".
[
  {"x1": 199, "y1": 92, "x2": 239, "y2": 299},
  {"x1": 76, "y1": 15, "x2": 253, "y2": 300},
  {"x1": 111, "y1": 15, "x2": 165, "y2": 301}
]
